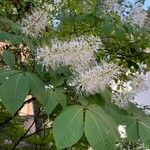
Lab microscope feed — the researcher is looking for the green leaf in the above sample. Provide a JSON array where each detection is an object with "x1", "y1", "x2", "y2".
[
  {"x1": 126, "y1": 118, "x2": 139, "y2": 142},
  {"x1": 53, "y1": 105, "x2": 84, "y2": 149},
  {"x1": 78, "y1": 96, "x2": 89, "y2": 106},
  {"x1": 3, "y1": 50, "x2": 15, "y2": 66},
  {"x1": 126, "y1": 104, "x2": 150, "y2": 144},
  {"x1": 55, "y1": 87, "x2": 67, "y2": 109},
  {"x1": 84, "y1": 104, "x2": 119, "y2": 150},
  {"x1": 103, "y1": 103, "x2": 131, "y2": 125},
  {"x1": 26, "y1": 72, "x2": 47, "y2": 104},
  {"x1": 126, "y1": 118, "x2": 150, "y2": 147},
  {"x1": 0, "y1": 32, "x2": 23, "y2": 44},
  {"x1": 0, "y1": 16, "x2": 21, "y2": 33},
  {"x1": 43, "y1": 89, "x2": 59, "y2": 114},
  {"x1": 101, "y1": 22, "x2": 114, "y2": 35},
  {"x1": 51, "y1": 76, "x2": 65, "y2": 88},
  {"x1": 0, "y1": 32, "x2": 34, "y2": 49},
  {"x1": 26, "y1": 73, "x2": 66, "y2": 114},
  {"x1": 102, "y1": 103, "x2": 140, "y2": 142},
  {"x1": 22, "y1": 37, "x2": 34, "y2": 50},
  {"x1": 139, "y1": 120, "x2": 150, "y2": 147},
  {"x1": 115, "y1": 26, "x2": 126, "y2": 39},
  {"x1": 0, "y1": 73, "x2": 29, "y2": 114},
  {"x1": 0, "y1": 69, "x2": 20, "y2": 84}
]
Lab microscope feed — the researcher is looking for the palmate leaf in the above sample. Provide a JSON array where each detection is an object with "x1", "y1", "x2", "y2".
[
  {"x1": 139, "y1": 119, "x2": 150, "y2": 147},
  {"x1": 0, "y1": 16, "x2": 21, "y2": 33},
  {"x1": 0, "y1": 71, "x2": 64, "y2": 114},
  {"x1": 104, "y1": 103, "x2": 150, "y2": 147},
  {"x1": 43, "y1": 89, "x2": 59, "y2": 114},
  {"x1": 53, "y1": 105, "x2": 84, "y2": 150},
  {"x1": 125, "y1": 118, "x2": 139, "y2": 142},
  {"x1": 26, "y1": 73, "x2": 66, "y2": 114},
  {"x1": 0, "y1": 31, "x2": 34, "y2": 50},
  {"x1": 44, "y1": 87, "x2": 67, "y2": 114},
  {"x1": 119, "y1": 104, "x2": 150, "y2": 147},
  {"x1": 0, "y1": 69, "x2": 20, "y2": 84},
  {"x1": 54, "y1": 87, "x2": 67, "y2": 109},
  {"x1": 3, "y1": 50, "x2": 15, "y2": 67},
  {"x1": 84, "y1": 104, "x2": 119, "y2": 150},
  {"x1": 0, "y1": 73, "x2": 29, "y2": 114},
  {"x1": 26, "y1": 72, "x2": 48, "y2": 104},
  {"x1": 102, "y1": 103, "x2": 142, "y2": 143},
  {"x1": 101, "y1": 22, "x2": 114, "y2": 35},
  {"x1": 115, "y1": 26, "x2": 126, "y2": 39},
  {"x1": 125, "y1": 117, "x2": 150, "y2": 147}
]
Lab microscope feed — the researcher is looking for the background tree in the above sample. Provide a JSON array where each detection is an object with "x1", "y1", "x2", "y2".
[{"x1": 0, "y1": 0, "x2": 150, "y2": 149}]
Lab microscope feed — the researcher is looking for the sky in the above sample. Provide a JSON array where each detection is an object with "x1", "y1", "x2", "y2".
[
  {"x1": 144, "y1": 0, "x2": 150, "y2": 9},
  {"x1": 126, "y1": 0, "x2": 150, "y2": 106},
  {"x1": 128, "y1": 0, "x2": 150, "y2": 9}
]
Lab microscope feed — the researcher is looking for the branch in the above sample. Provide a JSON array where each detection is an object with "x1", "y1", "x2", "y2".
[
  {"x1": 11, "y1": 108, "x2": 41, "y2": 150},
  {"x1": 0, "y1": 97, "x2": 36, "y2": 127},
  {"x1": 25, "y1": 127, "x2": 51, "y2": 139}
]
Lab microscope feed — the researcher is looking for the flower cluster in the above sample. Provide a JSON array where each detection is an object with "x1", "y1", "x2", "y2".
[
  {"x1": 145, "y1": 48, "x2": 150, "y2": 53},
  {"x1": 104, "y1": 0, "x2": 122, "y2": 16},
  {"x1": 111, "y1": 73, "x2": 150, "y2": 109},
  {"x1": 20, "y1": 8, "x2": 48, "y2": 37},
  {"x1": 37, "y1": 36, "x2": 102, "y2": 71},
  {"x1": 118, "y1": 125, "x2": 127, "y2": 139},
  {"x1": 104, "y1": 0, "x2": 147, "y2": 27},
  {"x1": 37, "y1": 35, "x2": 122, "y2": 95},
  {"x1": 111, "y1": 91, "x2": 134, "y2": 108},
  {"x1": 73, "y1": 63, "x2": 120, "y2": 95},
  {"x1": 125, "y1": 2, "x2": 147, "y2": 27}
]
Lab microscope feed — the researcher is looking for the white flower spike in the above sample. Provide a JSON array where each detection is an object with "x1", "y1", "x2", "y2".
[
  {"x1": 73, "y1": 63, "x2": 120, "y2": 95},
  {"x1": 21, "y1": 8, "x2": 48, "y2": 37},
  {"x1": 37, "y1": 36, "x2": 102, "y2": 71}
]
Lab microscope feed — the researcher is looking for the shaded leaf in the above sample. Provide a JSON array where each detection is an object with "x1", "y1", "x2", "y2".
[
  {"x1": 0, "y1": 69, "x2": 20, "y2": 84},
  {"x1": 3, "y1": 50, "x2": 15, "y2": 66},
  {"x1": 26, "y1": 72, "x2": 47, "y2": 104},
  {"x1": 0, "y1": 73, "x2": 29, "y2": 114},
  {"x1": 116, "y1": 26, "x2": 126, "y2": 39},
  {"x1": 139, "y1": 120, "x2": 150, "y2": 147},
  {"x1": 101, "y1": 22, "x2": 114, "y2": 35},
  {"x1": 43, "y1": 89, "x2": 59, "y2": 114},
  {"x1": 55, "y1": 87, "x2": 66, "y2": 109}
]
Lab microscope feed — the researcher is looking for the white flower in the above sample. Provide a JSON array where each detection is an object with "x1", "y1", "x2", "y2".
[
  {"x1": 118, "y1": 125, "x2": 127, "y2": 139},
  {"x1": 111, "y1": 91, "x2": 134, "y2": 108},
  {"x1": 111, "y1": 72, "x2": 150, "y2": 108},
  {"x1": 104, "y1": 0, "x2": 122, "y2": 16},
  {"x1": 125, "y1": 2, "x2": 147, "y2": 27},
  {"x1": 20, "y1": 8, "x2": 48, "y2": 37},
  {"x1": 131, "y1": 75, "x2": 150, "y2": 94},
  {"x1": 145, "y1": 48, "x2": 150, "y2": 53},
  {"x1": 104, "y1": 1, "x2": 147, "y2": 27},
  {"x1": 73, "y1": 63, "x2": 120, "y2": 95},
  {"x1": 37, "y1": 36, "x2": 102, "y2": 71}
]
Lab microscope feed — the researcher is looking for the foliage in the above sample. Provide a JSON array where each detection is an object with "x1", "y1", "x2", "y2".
[{"x1": 0, "y1": 0, "x2": 150, "y2": 150}]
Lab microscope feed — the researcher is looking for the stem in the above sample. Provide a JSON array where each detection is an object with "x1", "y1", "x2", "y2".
[
  {"x1": 11, "y1": 108, "x2": 41, "y2": 150},
  {"x1": 0, "y1": 97, "x2": 36, "y2": 127}
]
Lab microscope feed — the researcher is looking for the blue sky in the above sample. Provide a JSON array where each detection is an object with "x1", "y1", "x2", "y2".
[
  {"x1": 144, "y1": 0, "x2": 150, "y2": 9},
  {"x1": 128, "y1": 0, "x2": 150, "y2": 9}
]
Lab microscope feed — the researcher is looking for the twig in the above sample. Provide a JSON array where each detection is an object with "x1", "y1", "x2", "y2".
[
  {"x1": 25, "y1": 127, "x2": 51, "y2": 139},
  {"x1": 11, "y1": 108, "x2": 41, "y2": 150},
  {"x1": 0, "y1": 97, "x2": 36, "y2": 127}
]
